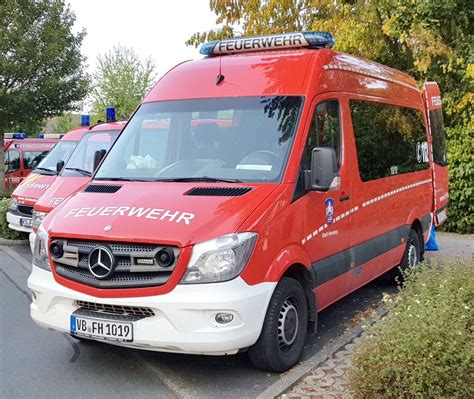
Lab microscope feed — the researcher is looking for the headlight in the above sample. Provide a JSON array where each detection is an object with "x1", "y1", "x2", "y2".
[
  {"x1": 33, "y1": 225, "x2": 51, "y2": 271},
  {"x1": 32, "y1": 211, "x2": 47, "y2": 230},
  {"x1": 8, "y1": 198, "x2": 18, "y2": 212},
  {"x1": 180, "y1": 232, "x2": 257, "y2": 284}
]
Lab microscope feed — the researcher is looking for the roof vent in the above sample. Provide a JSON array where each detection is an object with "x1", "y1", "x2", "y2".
[
  {"x1": 185, "y1": 187, "x2": 253, "y2": 197},
  {"x1": 84, "y1": 184, "x2": 122, "y2": 194}
]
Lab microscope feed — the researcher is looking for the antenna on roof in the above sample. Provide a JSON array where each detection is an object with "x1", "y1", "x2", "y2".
[{"x1": 216, "y1": 56, "x2": 225, "y2": 85}]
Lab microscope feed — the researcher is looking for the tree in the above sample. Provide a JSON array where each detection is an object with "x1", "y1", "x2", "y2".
[
  {"x1": 188, "y1": 0, "x2": 473, "y2": 233},
  {"x1": 51, "y1": 113, "x2": 79, "y2": 134},
  {"x1": 90, "y1": 45, "x2": 157, "y2": 120},
  {"x1": 0, "y1": 0, "x2": 89, "y2": 135}
]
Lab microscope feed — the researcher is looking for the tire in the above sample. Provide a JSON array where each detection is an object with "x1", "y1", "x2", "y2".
[
  {"x1": 249, "y1": 277, "x2": 308, "y2": 372},
  {"x1": 387, "y1": 228, "x2": 421, "y2": 282}
]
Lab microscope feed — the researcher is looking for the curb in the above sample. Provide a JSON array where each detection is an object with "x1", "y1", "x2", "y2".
[
  {"x1": 256, "y1": 306, "x2": 389, "y2": 399},
  {"x1": 0, "y1": 237, "x2": 29, "y2": 246}
]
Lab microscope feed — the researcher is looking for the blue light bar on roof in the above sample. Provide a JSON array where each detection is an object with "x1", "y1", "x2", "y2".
[
  {"x1": 13, "y1": 133, "x2": 27, "y2": 139},
  {"x1": 106, "y1": 107, "x2": 116, "y2": 123},
  {"x1": 39, "y1": 134, "x2": 44, "y2": 138},
  {"x1": 81, "y1": 114, "x2": 90, "y2": 126},
  {"x1": 200, "y1": 31, "x2": 335, "y2": 56}
]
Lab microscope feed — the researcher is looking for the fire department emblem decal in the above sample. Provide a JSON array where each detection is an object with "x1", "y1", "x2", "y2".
[{"x1": 325, "y1": 198, "x2": 335, "y2": 225}]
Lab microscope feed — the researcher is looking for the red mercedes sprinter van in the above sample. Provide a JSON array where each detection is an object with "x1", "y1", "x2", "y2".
[
  {"x1": 30, "y1": 120, "x2": 124, "y2": 251},
  {"x1": 28, "y1": 32, "x2": 448, "y2": 372},
  {"x1": 7, "y1": 125, "x2": 90, "y2": 234}
]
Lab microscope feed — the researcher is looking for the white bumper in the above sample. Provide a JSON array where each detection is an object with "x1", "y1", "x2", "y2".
[
  {"x1": 29, "y1": 232, "x2": 36, "y2": 253},
  {"x1": 27, "y1": 266, "x2": 275, "y2": 355},
  {"x1": 7, "y1": 211, "x2": 32, "y2": 233}
]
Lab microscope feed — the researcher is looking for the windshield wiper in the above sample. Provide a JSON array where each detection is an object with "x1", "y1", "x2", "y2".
[
  {"x1": 34, "y1": 167, "x2": 57, "y2": 176},
  {"x1": 155, "y1": 176, "x2": 242, "y2": 183},
  {"x1": 64, "y1": 167, "x2": 92, "y2": 176}
]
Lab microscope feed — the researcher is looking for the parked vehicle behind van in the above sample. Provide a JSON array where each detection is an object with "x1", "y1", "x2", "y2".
[
  {"x1": 30, "y1": 119, "x2": 124, "y2": 251},
  {"x1": 7, "y1": 121, "x2": 91, "y2": 234},
  {"x1": 4, "y1": 134, "x2": 58, "y2": 191},
  {"x1": 28, "y1": 32, "x2": 448, "y2": 372}
]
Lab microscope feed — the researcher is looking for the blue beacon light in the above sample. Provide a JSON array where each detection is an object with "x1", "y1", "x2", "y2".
[
  {"x1": 13, "y1": 133, "x2": 27, "y2": 139},
  {"x1": 106, "y1": 107, "x2": 116, "y2": 123},
  {"x1": 81, "y1": 114, "x2": 90, "y2": 127}
]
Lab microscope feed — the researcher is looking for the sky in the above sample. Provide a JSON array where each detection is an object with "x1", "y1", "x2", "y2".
[{"x1": 68, "y1": 0, "x2": 218, "y2": 79}]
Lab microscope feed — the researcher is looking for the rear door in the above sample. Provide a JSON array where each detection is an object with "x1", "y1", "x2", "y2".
[{"x1": 422, "y1": 82, "x2": 448, "y2": 225}]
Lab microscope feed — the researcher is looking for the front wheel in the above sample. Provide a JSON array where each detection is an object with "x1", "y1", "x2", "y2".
[{"x1": 249, "y1": 277, "x2": 308, "y2": 372}]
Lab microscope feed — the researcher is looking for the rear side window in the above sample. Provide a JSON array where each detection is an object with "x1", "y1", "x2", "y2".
[
  {"x1": 4, "y1": 150, "x2": 20, "y2": 173},
  {"x1": 23, "y1": 151, "x2": 48, "y2": 169},
  {"x1": 350, "y1": 100, "x2": 429, "y2": 182},
  {"x1": 302, "y1": 100, "x2": 341, "y2": 171},
  {"x1": 429, "y1": 109, "x2": 447, "y2": 166}
]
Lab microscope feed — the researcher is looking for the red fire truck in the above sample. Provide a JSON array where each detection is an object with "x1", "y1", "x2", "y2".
[
  {"x1": 4, "y1": 133, "x2": 58, "y2": 190},
  {"x1": 28, "y1": 32, "x2": 448, "y2": 372}
]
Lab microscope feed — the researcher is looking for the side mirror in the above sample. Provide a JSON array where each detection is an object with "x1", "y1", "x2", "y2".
[
  {"x1": 56, "y1": 160, "x2": 65, "y2": 173},
  {"x1": 93, "y1": 149, "x2": 106, "y2": 172},
  {"x1": 310, "y1": 147, "x2": 338, "y2": 191},
  {"x1": 31, "y1": 160, "x2": 39, "y2": 170}
]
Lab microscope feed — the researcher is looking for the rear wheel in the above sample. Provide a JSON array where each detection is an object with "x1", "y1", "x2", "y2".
[
  {"x1": 249, "y1": 277, "x2": 308, "y2": 372},
  {"x1": 387, "y1": 228, "x2": 421, "y2": 282}
]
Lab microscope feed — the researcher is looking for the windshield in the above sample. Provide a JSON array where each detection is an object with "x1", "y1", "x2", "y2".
[
  {"x1": 35, "y1": 140, "x2": 78, "y2": 174},
  {"x1": 62, "y1": 131, "x2": 120, "y2": 177},
  {"x1": 95, "y1": 96, "x2": 303, "y2": 183}
]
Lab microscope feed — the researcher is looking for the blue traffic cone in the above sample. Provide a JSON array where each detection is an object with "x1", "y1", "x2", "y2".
[{"x1": 425, "y1": 224, "x2": 439, "y2": 251}]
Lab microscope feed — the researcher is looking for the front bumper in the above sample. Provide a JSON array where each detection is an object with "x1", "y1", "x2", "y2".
[
  {"x1": 7, "y1": 211, "x2": 32, "y2": 233},
  {"x1": 27, "y1": 266, "x2": 275, "y2": 355}
]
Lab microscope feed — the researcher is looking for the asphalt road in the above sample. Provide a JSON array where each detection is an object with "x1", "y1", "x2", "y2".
[{"x1": 1, "y1": 233, "x2": 471, "y2": 399}]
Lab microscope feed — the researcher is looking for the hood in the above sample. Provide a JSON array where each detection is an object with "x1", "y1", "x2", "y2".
[
  {"x1": 46, "y1": 181, "x2": 278, "y2": 247},
  {"x1": 34, "y1": 176, "x2": 91, "y2": 213},
  {"x1": 11, "y1": 173, "x2": 57, "y2": 205}
]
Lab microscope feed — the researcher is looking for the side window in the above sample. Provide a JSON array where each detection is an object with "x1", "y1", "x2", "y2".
[
  {"x1": 350, "y1": 100, "x2": 429, "y2": 182},
  {"x1": 23, "y1": 151, "x2": 48, "y2": 170},
  {"x1": 5, "y1": 150, "x2": 20, "y2": 173},
  {"x1": 429, "y1": 109, "x2": 447, "y2": 166},
  {"x1": 302, "y1": 100, "x2": 341, "y2": 171}
]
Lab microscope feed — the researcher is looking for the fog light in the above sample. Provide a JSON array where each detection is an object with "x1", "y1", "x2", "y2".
[
  {"x1": 215, "y1": 312, "x2": 234, "y2": 324},
  {"x1": 50, "y1": 241, "x2": 63, "y2": 259}
]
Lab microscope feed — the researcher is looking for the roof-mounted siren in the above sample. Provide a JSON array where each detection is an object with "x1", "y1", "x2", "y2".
[
  {"x1": 81, "y1": 114, "x2": 90, "y2": 127},
  {"x1": 4, "y1": 133, "x2": 27, "y2": 139},
  {"x1": 106, "y1": 107, "x2": 116, "y2": 123},
  {"x1": 200, "y1": 31, "x2": 335, "y2": 56}
]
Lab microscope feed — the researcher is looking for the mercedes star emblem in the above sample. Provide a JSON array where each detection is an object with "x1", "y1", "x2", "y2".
[
  {"x1": 88, "y1": 246, "x2": 116, "y2": 279},
  {"x1": 104, "y1": 225, "x2": 112, "y2": 232}
]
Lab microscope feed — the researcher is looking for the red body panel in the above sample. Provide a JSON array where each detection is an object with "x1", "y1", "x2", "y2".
[{"x1": 42, "y1": 48, "x2": 441, "y2": 308}]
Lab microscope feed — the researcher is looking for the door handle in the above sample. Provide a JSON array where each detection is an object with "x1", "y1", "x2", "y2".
[{"x1": 339, "y1": 194, "x2": 350, "y2": 202}]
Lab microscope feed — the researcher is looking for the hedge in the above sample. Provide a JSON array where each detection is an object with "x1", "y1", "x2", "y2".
[
  {"x1": 350, "y1": 261, "x2": 473, "y2": 398},
  {"x1": 0, "y1": 197, "x2": 24, "y2": 240}
]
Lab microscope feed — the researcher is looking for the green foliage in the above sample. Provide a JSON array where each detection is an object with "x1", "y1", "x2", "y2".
[
  {"x1": 90, "y1": 45, "x2": 156, "y2": 121},
  {"x1": 51, "y1": 113, "x2": 79, "y2": 134},
  {"x1": 350, "y1": 261, "x2": 474, "y2": 398},
  {"x1": 189, "y1": 0, "x2": 473, "y2": 233},
  {"x1": 0, "y1": 197, "x2": 23, "y2": 240},
  {"x1": 0, "y1": 0, "x2": 90, "y2": 135}
]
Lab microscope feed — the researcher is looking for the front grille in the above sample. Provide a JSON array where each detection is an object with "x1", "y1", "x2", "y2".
[
  {"x1": 76, "y1": 300, "x2": 155, "y2": 317},
  {"x1": 17, "y1": 205, "x2": 33, "y2": 216},
  {"x1": 53, "y1": 239, "x2": 178, "y2": 289},
  {"x1": 185, "y1": 186, "x2": 253, "y2": 196},
  {"x1": 84, "y1": 184, "x2": 122, "y2": 193}
]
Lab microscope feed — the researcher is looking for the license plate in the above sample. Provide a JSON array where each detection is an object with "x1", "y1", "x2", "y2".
[
  {"x1": 70, "y1": 315, "x2": 133, "y2": 342},
  {"x1": 437, "y1": 209, "x2": 447, "y2": 224},
  {"x1": 20, "y1": 218, "x2": 32, "y2": 227}
]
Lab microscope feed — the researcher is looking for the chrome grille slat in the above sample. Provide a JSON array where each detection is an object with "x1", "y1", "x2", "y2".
[{"x1": 76, "y1": 300, "x2": 155, "y2": 317}]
